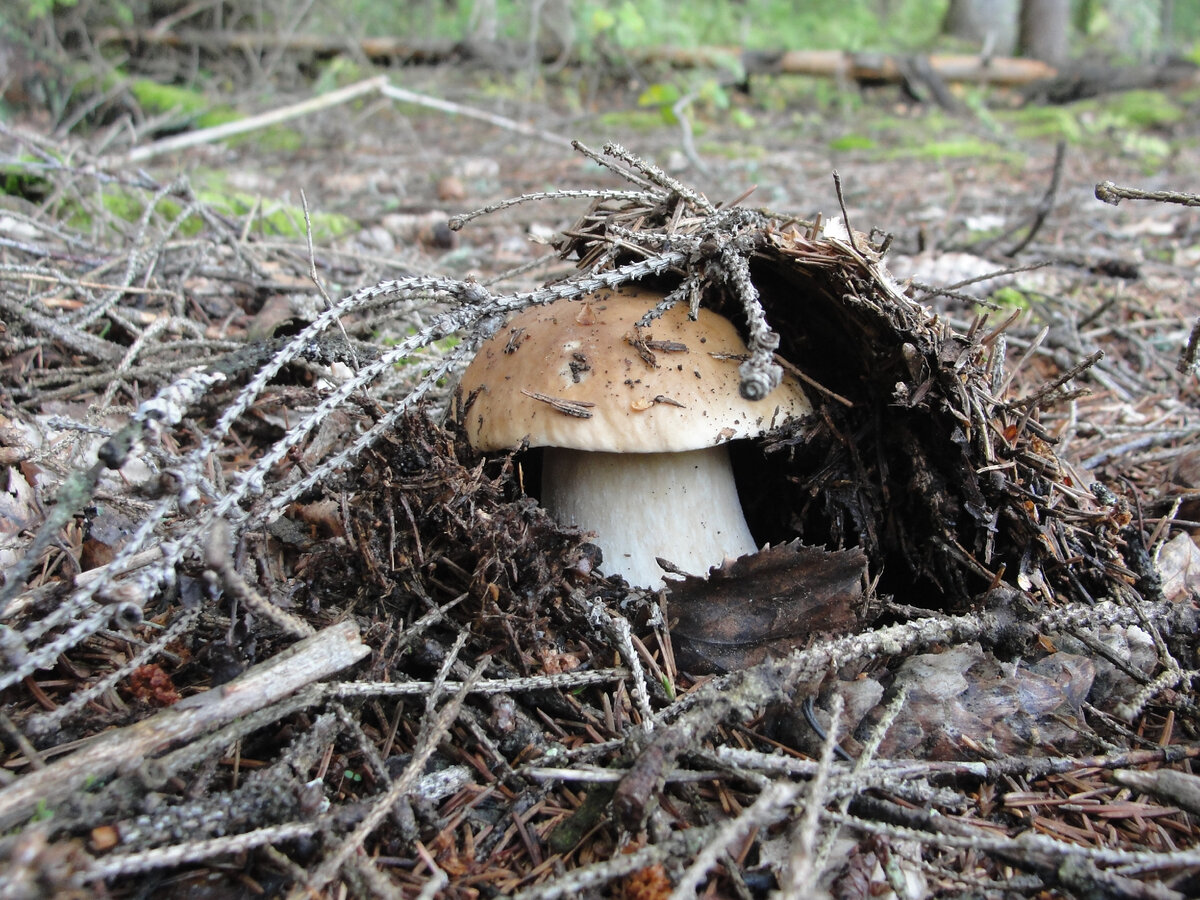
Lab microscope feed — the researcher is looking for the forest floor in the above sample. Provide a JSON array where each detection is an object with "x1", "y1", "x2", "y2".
[{"x1": 3, "y1": 59, "x2": 1200, "y2": 898}]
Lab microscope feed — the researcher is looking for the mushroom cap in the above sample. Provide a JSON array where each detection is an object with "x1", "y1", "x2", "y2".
[{"x1": 458, "y1": 284, "x2": 811, "y2": 453}]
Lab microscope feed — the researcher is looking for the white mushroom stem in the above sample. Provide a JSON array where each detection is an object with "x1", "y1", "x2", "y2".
[{"x1": 541, "y1": 445, "x2": 758, "y2": 588}]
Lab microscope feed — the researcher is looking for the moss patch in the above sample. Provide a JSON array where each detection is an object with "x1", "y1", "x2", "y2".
[
  {"x1": 60, "y1": 181, "x2": 356, "y2": 242},
  {"x1": 127, "y1": 79, "x2": 240, "y2": 130}
]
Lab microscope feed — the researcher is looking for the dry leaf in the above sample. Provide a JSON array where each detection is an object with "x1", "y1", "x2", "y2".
[
  {"x1": 1158, "y1": 531, "x2": 1200, "y2": 602},
  {"x1": 668, "y1": 542, "x2": 870, "y2": 674}
]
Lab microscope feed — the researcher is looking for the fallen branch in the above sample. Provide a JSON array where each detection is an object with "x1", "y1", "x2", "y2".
[
  {"x1": 378, "y1": 82, "x2": 572, "y2": 148},
  {"x1": 92, "y1": 29, "x2": 1059, "y2": 86},
  {"x1": 0, "y1": 620, "x2": 369, "y2": 830},
  {"x1": 118, "y1": 75, "x2": 573, "y2": 165},
  {"x1": 1096, "y1": 180, "x2": 1200, "y2": 208},
  {"x1": 122, "y1": 75, "x2": 387, "y2": 163}
]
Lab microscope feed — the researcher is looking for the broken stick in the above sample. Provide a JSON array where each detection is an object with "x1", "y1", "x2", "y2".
[{"x1": 0, "y1": 619, "x2": 369, "y2": 830}]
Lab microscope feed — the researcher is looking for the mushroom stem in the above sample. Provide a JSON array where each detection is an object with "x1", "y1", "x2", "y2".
[{"x1": 541, "y1": 445, "x2": 757, "y2": 588}]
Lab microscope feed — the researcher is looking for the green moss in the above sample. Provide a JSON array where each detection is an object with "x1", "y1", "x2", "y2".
[
  {"x1": 1120, "y1": 133, "x2": 1173, "y2": 173},
  {"x1": 128, "y1": 79, "x2": 206, "y2": 115},
  {"x1": 196, "y1": 190, "x2": 357, "y2": 239},
  {"x1": 99, "y1": 188, "x2": 152, "y2": 223},
  {"x1": 309, "y1": 0, "x2": 948, "y2": 53},
  {"x1": 313, "y1": 57, "x2": 370, "y2": 94},
  {"x1": 62, "y1": 186, "x2": 199, "y2": 236},
  {"x1": 638, "y1": 81, "x2": 682, "y2": 123},
  {"x1": 992, "y1": 286, "x2": 1032, "y2": 310},
  {"x1": 225, "y1": 126, "x2": 305, "y2": 153},
  {"x1": 127, "y1": 78, "x2": 240, "y2": 129},
  {"x1": 729, "y1": 107, "x2": 757, "y2": 130},
  {"x1": 699, "y1": 140, "x2": 764, "y2": 161},
  {"x1": 60, "y1": 180, "x2": 355, "y2": 243},
  {"x1": 830, "y1": 134, "x2": 875, "y2": 151},
  {"x1": 596, "y1": 109, "x2": 668, "y2": 131},
  {"x1": 1089, "y1": 89, "x2": 1184, "y2": 130},
  {"x1": 884, "y1": 137, "x2": 1019, "y2": 165},
  {"x1": 0, "y1": 157, "x2": 53, "y2": 201},
  {"x1": 997, "y1": 105, "x2": 1084, "y2": 142},
  {"x1": 998, "y1": 89, "x2": 1183, "y2": 148}
]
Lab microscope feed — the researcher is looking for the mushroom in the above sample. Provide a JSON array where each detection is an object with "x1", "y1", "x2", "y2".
[{"x1": 458, "y1": 284, "x2": 811, "y2": 587}]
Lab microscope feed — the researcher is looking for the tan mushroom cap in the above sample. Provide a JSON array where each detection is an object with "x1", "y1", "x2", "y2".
[{"x1": 459, "y1": 284, "x2": 811, "y2": 453}]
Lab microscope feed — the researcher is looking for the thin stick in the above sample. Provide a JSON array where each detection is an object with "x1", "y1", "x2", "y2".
[
  {"x1": 1006, "y1": 140, "x2": 1067, "y2": 256},
  {"x1": 1178, "y1": 317, "x2": 1200, "y2": 375},
  {"x1": 123, "y1": 76, "x2": 389, "y2": 163},
  {"x1": 831, "y1": 170, "x2": 862, "y2": 255},
  {"x1": 303, "y1": 639, "x2": 483, "y2": 891},
  {"x1": 1096, "y1": 180, "x2": 1200, "y2": 207},
  {"x1": 380, "y1": 83, "x2": 573, "y2": 148},
  {"x1": 87, "y1": 822, "x2": 324, "y2": 880},
  {"x1": 205, "y1": 518, "x2": 316, "y2": 639},
  {"x1": 1004, "y1": 349, "x2": 1103, "y2": 411},
  {"x1": 0, "y1": 620, "x2": 368, "y2": 829}
]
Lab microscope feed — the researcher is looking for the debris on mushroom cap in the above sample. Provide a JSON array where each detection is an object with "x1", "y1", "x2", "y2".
[{"x1": 458, "y1": 284, "x2": 812, "y2": 453}]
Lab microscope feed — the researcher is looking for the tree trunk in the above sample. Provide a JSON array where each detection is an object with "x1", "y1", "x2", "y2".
[
  {"x1": 942, "y1": 0, "x2": 1018, "y2": 56},
  {"x1": 1019, "y1": 0, "x2": 1071, "y2": 66}
]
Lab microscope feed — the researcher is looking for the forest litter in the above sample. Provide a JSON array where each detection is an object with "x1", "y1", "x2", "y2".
[{"x1": 1, "y1": 133, "x2": 1199, "y2": 899}]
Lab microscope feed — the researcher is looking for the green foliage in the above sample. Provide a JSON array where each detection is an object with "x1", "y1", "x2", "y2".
[
  {"x1": 309, "y1": 0, "x2": 949, "y2": 55},
  {"x1": 729, "y1": 106, "x2": 756, "y2": 130},
  {"x1": 636, "y1": 76, "x2": 735, "y2": 125},
  {"x1": 56, "y1": 187, "x2": 199, "y2": 237},
  {"x1": 124, "y1": 74, "x2": 314, "y2": 152},
  {"x1": 661, "y1": 674, "x2": 676, "y2": 700},
  {"x1": 1117, "y1": 133, "x2": 1172, "y2": 174},
  {"x1": 698, "y1": 140, "x2": 765, "y2": 161},
  {"x1": 579, "y1": 0, "x2": 949, "y2": 51},
  {"x1": 596, "y1": 108, "x2": 669, "y2": 131},
  {"x1": 226, "y1": 126, "x2": 304, "y2": 153},
  {"x1": 585, "y1": 1, "x2": 651, "y2": 47},
  {"x1": 1075, "y1": 0, "x2": 1172, "y2": 62},
  {"x1": 698, "y1": 78, "x2": 730, "y2": 110},
  {"x1": 313, "y1": 57, "x2": 370, "y2": 94},
  {"x1": 1000, "y1": 105, "x2": 1085, "y2": 143},
  {"x1": 58, "y1": 69, "x2": 238, "y2": 135},
  {"x1": 637, "y1": 81, "x2": 681, "y2": 122},
  {"x1": 17, "y1": 0, "x2": 78, "y2": 19}
]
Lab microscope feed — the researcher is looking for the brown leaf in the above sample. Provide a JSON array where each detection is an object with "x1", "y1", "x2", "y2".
[
  {"x1": 80, "y1": 505, "x2": 138, "y2": 572},
  {"x1": 1158, "y1": 531, "x2": 1200, "y2": 602},
  {"x1": 668, "y1": 542, "x2": 870, "y2": 674}
]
